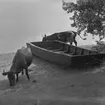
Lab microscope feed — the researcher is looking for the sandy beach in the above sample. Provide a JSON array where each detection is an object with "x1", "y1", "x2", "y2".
[
  {"x1": 0, "y1": 54, "x2": 105, "y2": 105},
  {"x1": 0, "y1": 52, "x2": 105, "y2": 105}
]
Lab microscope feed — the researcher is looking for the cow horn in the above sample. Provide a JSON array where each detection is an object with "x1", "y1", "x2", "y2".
[
  {"x1": 2, "y1": 69, "x2": 7, "y2": 76},
  {"x1": 3, "y1": 70, "x2": 5, "y2": 73},
  {"x1": 42, "y1": 35, "x2": 45, "y2": 37}
]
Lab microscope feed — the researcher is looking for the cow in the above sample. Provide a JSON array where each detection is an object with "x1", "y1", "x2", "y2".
[
  {"x1": 2, "y1": 47, "x2": 33, "y2": 86},
  {"x1": 42, "y1": 31, "x2": 86, "y2": 46}
]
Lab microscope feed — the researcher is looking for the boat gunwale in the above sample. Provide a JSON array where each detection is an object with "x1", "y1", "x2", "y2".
[
  {"x1": 27, "y1": 41, "x2": 105, "y2": 57},
  {"x1": 27, "y1": 42, "x2": 73, "y2": 57}
]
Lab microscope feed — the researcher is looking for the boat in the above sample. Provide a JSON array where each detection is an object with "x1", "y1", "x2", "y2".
[{"x1": 26, "y1": 40, "x2": 105, "y2": 67}]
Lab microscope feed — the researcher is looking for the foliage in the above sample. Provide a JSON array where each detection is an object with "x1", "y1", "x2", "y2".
[
  {"x1": 92, "y1": 41, "x2": 105, "y2": 52},
  {"x1": 62, "y1": 0, "x2": 105, "y2": 40}
]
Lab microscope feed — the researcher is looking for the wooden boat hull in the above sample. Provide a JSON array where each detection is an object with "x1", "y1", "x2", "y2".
[{"x1": 26, "y1": 41, "x2": 105, "y2": 67}]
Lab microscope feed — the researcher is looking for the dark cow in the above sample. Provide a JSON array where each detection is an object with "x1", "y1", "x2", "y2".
[
  {"x1": 42, "y1": 34, "x2": 60, "y2": 42},
  {"x1": 42, "y1": 31, "x2": 86, "y2": 46},
  {"x1": 2, "y1": 47, "x2": 33, "y2": 86}
]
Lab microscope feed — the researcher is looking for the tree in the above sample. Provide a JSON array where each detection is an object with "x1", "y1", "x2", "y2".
[{"x1": 62, "y1": 0, "x2": 105, "y2": 40}]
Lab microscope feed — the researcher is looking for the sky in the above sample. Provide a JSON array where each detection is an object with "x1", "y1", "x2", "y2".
[{"x1": 0, "y1": 0, "x2": 98, "y2": 53}]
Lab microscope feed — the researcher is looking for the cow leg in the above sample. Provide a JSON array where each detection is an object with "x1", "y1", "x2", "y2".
[
  {"x1": 16, "y1": 73, "x2": 19, "y2": 82},
  {"x1": 70, "y1": 42, "x2": 72, "y2": 45},
  {"x1": 21, "y1": 69, "x2": 24, "y2": 75},
  {"x1": 25, "y1": 68, "x2": 30, "y2": 80},
  {"x1": 74, "y1": 40, "x2": 77, "y2": 46}
]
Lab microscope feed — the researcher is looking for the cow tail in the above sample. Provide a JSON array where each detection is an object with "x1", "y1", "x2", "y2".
[{"x1": 76, "y1": 32, "x2": 86, "y2": 40}]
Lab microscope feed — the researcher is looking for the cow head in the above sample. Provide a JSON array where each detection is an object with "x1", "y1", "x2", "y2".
[
  {"x1": 2, "y1": 70, "x2": 16, "y2": 86},
  {"x1": 42, "y1": 34, "x2": 47, "y2": 41}
]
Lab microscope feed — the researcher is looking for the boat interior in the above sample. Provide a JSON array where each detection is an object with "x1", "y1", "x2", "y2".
[{"x1": 31, "y1": 41, "x2": 98, "y2": 56}]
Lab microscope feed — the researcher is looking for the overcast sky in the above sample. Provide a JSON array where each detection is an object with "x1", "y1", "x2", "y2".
[{"x1": 0, "y1": 0, "x2": 97, "y2": 53}]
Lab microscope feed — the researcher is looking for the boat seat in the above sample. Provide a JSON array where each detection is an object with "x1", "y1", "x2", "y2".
[
  {"x1": 89, "y1": 51, "x2": 98, "y2": 54},
  {"x1": 60, "y1": 45, "x2": 69, "y2": 53},
  {"x1": 46, "y1": 44, "x2": 63, "y2": 51},
  {"x1": 76, "y1": 49, "x2": 98, "y2": 55},
  {"x1": 74, "y1": 48, "x2": 83, "y2": 55},
  {"x1": 83, "y1": 50, "x2": 90, "y2": 55},
  {"x1": 53, "y1": 44, "x2": 69, "y2": 53},
  {"x1": 67, "y1": 46, "x2": 76, "y2": 55},
  {"x1": 51, "y1": 44, "x2": 64, "y2": 52}
]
